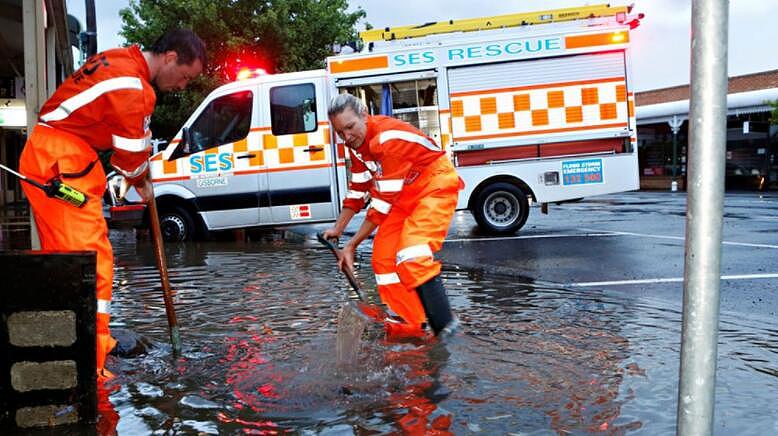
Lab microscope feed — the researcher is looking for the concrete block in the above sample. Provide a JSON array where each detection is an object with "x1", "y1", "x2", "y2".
[
  {"x1": 1, "y1": 251, "x2": 97, "y2": 430},
  {"x1": 8, "y1": 310, "x2": 77, "y2": 347},
  {"x1": 10, "y1": 360, "x2": 78, "y2": 392},
  {"x1": 15, "y1": 404, "x2": 79, "y2": 428}
]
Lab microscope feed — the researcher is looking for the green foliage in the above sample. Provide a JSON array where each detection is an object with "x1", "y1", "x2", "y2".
[
  {"x1": 119, "y1": 0, "x2": 365, "y2": 140},
  {"x1": 769, "y1": 100, "x2": 778, "y2": 125}
]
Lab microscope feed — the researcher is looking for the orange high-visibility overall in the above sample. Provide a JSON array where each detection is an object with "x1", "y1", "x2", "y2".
[
  {"x1": 19, "y1": 46, "x2": 155, "y2": 379},
  {"x1": 343, "y1": 116, "x2": 463, "y2": 335}
]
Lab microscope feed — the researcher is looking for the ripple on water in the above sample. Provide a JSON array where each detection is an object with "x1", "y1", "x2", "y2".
[{"x1": 108, "y1": 233, "x2": 778, "y2": 434}]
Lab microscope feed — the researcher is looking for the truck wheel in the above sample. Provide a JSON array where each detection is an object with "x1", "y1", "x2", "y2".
[
  {"x1": 159, "y1": 206, "x2": 195, "y2": 242},
  {"x1": 473, "y1": 182, "x2": 529, "y2": 235}
]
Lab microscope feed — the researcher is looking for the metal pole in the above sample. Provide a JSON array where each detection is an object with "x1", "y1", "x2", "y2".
[
  {"x1": 677, "y1": 0, "x2": 728, "y2": 434},
  {"x1": 85, "y1": 0, "x2": 97, "y2": 56},
  {"x1": 22, "y1": 0, "x2": 46, "y2": 250},
  {"x1": 669, "y1": 115, "x2": 684, "y2": 179},
  {"x1": 672, "y1": 129, "x2": 678, "y2": 179}
]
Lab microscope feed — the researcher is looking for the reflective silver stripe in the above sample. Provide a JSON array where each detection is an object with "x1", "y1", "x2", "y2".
[
  {"x1": 97, "y1": 299, "x2": 111, "y2": 314},
  {"x1": 349, "y1": 149, "x2": 365, "y2": 163},
  {"x1": 39, "y1": 77, "x2": 144, "y2": 122},
  {"x1": 396, "y1": 243, "x2": 433, "y2": 264},
  {"x1": 370, "y1": 197, "x2": 391, "y2": 214},
  {"x1": 351, "y1": 170, "x2": 372, "y2": 183},
  {"x1": 365, "y1": 161, "x2": 378, "y2": 172},
  {"x1": 114, "y1": 160, "x2": 148, "y2": 179},
  {"x1": 379, "y1": 130, "x2": 440, "y2": 152},
  {"x1": 113, "y1": 133, "x2": 151, "y2": 152},
  {"x1": 346, "y1": 189, "x2": 367, "y2": 199},
  {"x1": 375, "y1": 179, "x2": 404, "y2": 193},
  {"x1": 375, "y1": 272, "x2": 401, "y2": 285}
]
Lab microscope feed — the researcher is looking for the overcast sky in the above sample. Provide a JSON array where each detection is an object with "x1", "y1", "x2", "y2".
[{"x1": 65, "y1": 0, "x2": 775, "y2": 92}]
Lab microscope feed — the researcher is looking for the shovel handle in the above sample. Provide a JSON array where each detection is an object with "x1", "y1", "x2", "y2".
[
  {"x1": 316, "y1": 232, "x2": 364, "y2": 300},
  {"x1": 147, "y1": 195, "x2": 182, "y2": 354}
]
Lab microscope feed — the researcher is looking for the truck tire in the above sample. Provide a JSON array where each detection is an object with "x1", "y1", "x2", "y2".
[
  {"x1": 159, "y1": 205, "x2": 195, "y2": 242},
  {"x1": 472, "y1": 182, "x2": 529, "y2": 235}
]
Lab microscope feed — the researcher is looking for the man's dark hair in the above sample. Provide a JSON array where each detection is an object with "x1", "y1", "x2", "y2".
[{"x1": 150, "y1": 28, "x2": 207, "y2": 70}]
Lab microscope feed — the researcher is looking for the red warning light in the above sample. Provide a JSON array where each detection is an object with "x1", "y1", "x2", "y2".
[{"x1": 236, "y1": 67, "x2": 268, "y2": 81}]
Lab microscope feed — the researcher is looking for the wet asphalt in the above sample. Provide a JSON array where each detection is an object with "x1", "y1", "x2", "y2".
[{"x1": 292, "y1": 190, "x2": 778, "y2": 320}]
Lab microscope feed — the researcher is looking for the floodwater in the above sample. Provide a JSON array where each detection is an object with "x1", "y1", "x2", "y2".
[{"x1": 103, "y1": 229, "x2": 778, "y2": 434}]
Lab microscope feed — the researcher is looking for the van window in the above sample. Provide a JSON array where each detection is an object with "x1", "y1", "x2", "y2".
[
  {"x1": 270, "y1": 83, "x2": 317, "y2": 136},
  {"x1": 189, "y1": 91, "x2": 253, "y2": 153}
]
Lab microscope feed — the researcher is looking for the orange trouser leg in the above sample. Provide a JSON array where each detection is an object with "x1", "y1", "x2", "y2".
[
  {"x1": 19, "y1": 125, "x2": 116, "y2": 379},
  {"x1": 373, "y1": 210, "x2": 427, "y2": 335},
  {"x1": 395, "y1": 158, "x2": 460, "y2": 289},
  {"x1": 372, "y1": 157, "x2": 461, "y2": 335}
]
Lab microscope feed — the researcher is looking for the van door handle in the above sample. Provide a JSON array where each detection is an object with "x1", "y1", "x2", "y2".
[
  {"x1": 236, "y1": 153, "x2": 257, "y2": 159},
  {"x1": 303, "y1": 146, "x2": 324, "y2": 152}
]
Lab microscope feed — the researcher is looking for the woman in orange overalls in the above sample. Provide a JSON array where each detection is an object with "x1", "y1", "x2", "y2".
[{"x1": 323, "y1": 93, "x2": 462, "y2": 338}]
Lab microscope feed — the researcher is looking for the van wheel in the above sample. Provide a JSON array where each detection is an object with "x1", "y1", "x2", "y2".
[
  {"x1": 473, "y1": 182, "x2": 529, "y2": 235},
  {"x1": 159, "y1": 206, "x2": 195, "y2": 242}
]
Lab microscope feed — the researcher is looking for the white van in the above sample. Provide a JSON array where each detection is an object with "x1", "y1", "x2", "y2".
[{"x1": 107, "y1": 4, "x2": 643, "y2": 241}]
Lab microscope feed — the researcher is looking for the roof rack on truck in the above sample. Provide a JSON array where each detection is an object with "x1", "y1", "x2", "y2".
[{"x1": 359, "y1": 3, "x2": 633, "y2": 43}]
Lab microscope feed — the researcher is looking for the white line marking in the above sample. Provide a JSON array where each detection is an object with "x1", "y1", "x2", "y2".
[
  {"x1": 566, "y1": 273, "x2": 778, "y2": 288},
  {"x1": 445, "y1": 233, "x2": 615, "y2": 243},
  {"x1": 578, "y1": 228, "x2": 778, "y2": 249},
  {"x1": 446, "y1": 229, "x2": 778, "y2": 249}
]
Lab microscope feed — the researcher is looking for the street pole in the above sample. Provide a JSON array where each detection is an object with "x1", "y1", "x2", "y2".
[
  {"x1": 677, "y1": 0, "x2": 728, "y2": 434},
  {"x1": 22, "y1": 0, "x2": 46, "y2": 250},
  {"x1": 669, "y1": 115, "x2": 684, "y2": 179},
  {"x1": 85, "y1": 0, "x2": 97, "y2": 56}
]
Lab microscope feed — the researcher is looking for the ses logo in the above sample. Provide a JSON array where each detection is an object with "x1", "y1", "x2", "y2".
[{"x1": 190, "y1": 153, "x2": 234, "y2": 174}]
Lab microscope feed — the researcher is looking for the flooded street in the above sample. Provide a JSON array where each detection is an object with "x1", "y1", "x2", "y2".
[
  {"x1": 106, "y1": 218, "x2": 778, "y2": 434},
  {"x1": 3, "y1": 192, "x2": 776, "y2": 433}
]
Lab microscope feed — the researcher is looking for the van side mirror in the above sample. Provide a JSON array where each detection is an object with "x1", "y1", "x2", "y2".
[{"x1": 165, "y1": 127, "x2": 193, "y2": 161}]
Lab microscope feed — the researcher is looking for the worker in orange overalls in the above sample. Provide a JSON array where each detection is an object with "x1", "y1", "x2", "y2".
[
  {"x1": 19, "y1": 29, "x2": 206, "y2": 381},
  {"x1": 323, "y1": 93, "x2": 462, "y2": 338}
]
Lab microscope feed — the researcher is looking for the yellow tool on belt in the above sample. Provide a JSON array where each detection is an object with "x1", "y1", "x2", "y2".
[{"x1": 0, "y1": 163, "x2": 88, "y2": 208}]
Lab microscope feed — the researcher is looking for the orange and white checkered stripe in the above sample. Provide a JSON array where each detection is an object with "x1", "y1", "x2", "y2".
[
  {"x1": 438, "y1": 110, "x2": 452, "y2": 151},
  {"x1": 151, "y1": 122, "x2": 340, "y2": 181},
  {"x1": 449, "y1": 77, "x2": 629, "y2": 142}
]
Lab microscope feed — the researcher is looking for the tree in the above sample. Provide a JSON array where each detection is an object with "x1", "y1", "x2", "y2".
[
  {"x1": 119, "y1": 0, "x2": 365, "y2": 141},
  {"x1": 769, "y1": 100, "x2": 778, "y2": 125}
]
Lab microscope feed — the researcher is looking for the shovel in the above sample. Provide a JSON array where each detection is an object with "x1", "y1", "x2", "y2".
[
  {"x1": 317, "y1": 233, "x2": 385, "y2": 366},
  {"x1": 147, "y1": 194, "x2": 182, "y2": 355}
]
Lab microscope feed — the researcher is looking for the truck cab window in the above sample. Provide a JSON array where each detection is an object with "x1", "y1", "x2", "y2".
[
  {"x1": 189, "y1": 91, "x2": 253, "y2": 153},
  {"x1": 270, "y1": 83, "x2": 317, "y2": 136}
]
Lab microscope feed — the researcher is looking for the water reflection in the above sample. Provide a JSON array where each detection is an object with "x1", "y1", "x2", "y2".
[{"x1": 102, "y1": 229, "x2": 778, "y2": 434}]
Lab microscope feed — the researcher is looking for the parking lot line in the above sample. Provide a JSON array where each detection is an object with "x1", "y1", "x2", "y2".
[
  {"x1": 566, "y1": 273, "x2": 778, "y2": 288},
  {"x1": 444, "y1": 232, "x2": 616, "y2": 243},
  {"x1": 578, "y1": 228, "x2": 778, "y2": 250}
]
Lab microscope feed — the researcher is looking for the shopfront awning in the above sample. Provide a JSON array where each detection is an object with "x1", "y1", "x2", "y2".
[{"x1": 636, "y1": 87, "x2": 778, "y2": 125}]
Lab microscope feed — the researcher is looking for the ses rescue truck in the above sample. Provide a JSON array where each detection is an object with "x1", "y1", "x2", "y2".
[{"x1": 108, "y1": 4, "x2": 643, "y2": 241}]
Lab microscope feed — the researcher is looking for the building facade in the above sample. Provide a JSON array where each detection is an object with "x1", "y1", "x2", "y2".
[
  {"x1": 636, "y1": 70, "x2": 778, "y2": 191},
  {"x1": 0, "y1": 0, "x2": 72, "y2": 207}
]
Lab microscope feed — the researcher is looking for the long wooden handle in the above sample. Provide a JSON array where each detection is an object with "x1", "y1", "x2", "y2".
[
  {"x1": 147, "y1": 196, "x2": 182, "y2": 354},
  {"x1": 316, "y1": 233, "x2": 364, "y2": 301}
]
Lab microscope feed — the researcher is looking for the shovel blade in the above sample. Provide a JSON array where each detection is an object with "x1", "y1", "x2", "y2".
[{"x1": 336, "y1": 301, "x2": 371, "y2": 367}]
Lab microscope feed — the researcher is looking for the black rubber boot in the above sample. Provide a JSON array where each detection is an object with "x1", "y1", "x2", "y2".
[{"x1": 416, "y1": 275, "x2": 454, "y2": 336}]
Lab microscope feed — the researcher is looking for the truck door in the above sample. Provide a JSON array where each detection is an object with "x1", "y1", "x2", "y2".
[
  {"x1": 182, "y1": 87, "x2": 266, "y2": 229},
  {"x1": 260, "y1": 76, "x2": 339, "y2": 224}
]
